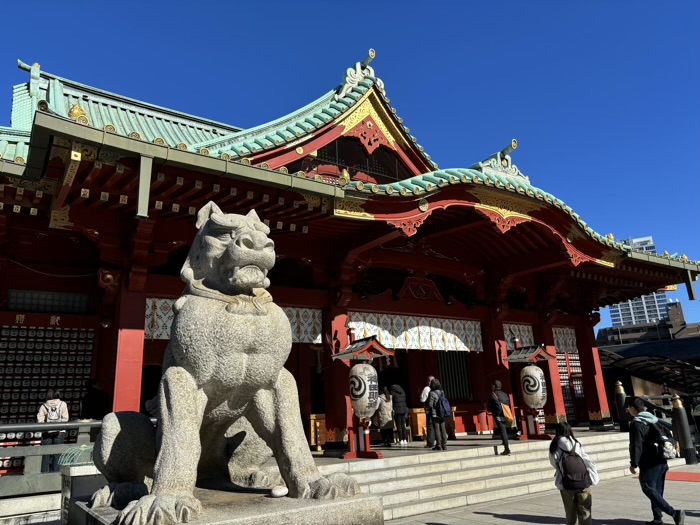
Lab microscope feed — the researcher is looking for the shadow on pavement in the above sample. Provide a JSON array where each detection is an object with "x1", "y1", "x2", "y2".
[
  {"x1": 472, "y1": 512, "x2": 564, "y2": 523},
  {"x1": 472, "y1": 512, "x2": 646, "y2": 524}
]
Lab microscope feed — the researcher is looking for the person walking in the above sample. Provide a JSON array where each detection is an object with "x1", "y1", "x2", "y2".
[
  {"x1": 373, "y1": 386, "x2": 394, "y2": 447},
  {"x1": 549, "y1": 422, "x2": 599, "y2": 525},
  {"x1": 37, "y1": 389, "x2": 69, "y2": 473},
  {"x1": 390, "y1": 384, "x2": 409, "y2": 446},
  {"x1": 626, "y1": 397, "x2": 685, "y2": 525},
  {"x1": 487, "y1": 380, "x2": 512, "y2": 456},
  {"x1": 426, "y1": 378, "x2": 448, "y2": 450},
  {"x1": 420, "y1": 375, "x2": 435, "y2": 448}
]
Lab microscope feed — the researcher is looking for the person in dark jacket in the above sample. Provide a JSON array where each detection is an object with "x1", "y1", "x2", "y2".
[
  {"x1": 626, "y1": 397, "x2": 685, "y2": 525},
  {"x1": 426, "y1": 378, "x2": 447, "y2": 450},
  {"x1": 487, "y1": 380, "x2": 511, "y2": 456},
  {"x1": 390, "y1": 384, "x2": 409, "y2": 446}
]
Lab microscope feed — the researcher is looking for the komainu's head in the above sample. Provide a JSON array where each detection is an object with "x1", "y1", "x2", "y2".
[{"x1": 181, "y1": 202, "x2": 275, "y2": 297}]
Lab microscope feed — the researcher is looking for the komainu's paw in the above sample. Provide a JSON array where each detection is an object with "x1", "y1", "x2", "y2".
[
  {"x1": 326, "y1": 472, "x2": 360, "y2": 497},
  {"x1": 230, "y1": 467, "x2": 281, "y2": 489},
  {"x1": 90, "y1": 482, "x2": 150, "y2": 510},
  {"x1": 292, "y1": 473, "x2": 360, "y2": 500},
  {"x1": 117, "y1": 494, "x2": 201, "y2": 525}
]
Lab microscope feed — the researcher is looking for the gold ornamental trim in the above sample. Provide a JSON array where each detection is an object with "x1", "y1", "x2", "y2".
[
  {"x1": 5, "y1": 177, "x2": 58, "y2": 195},
  {"x1": 68, "y1": 104, "x2": 90, "y2": 125},
  {"x1": 469, "y1": 187, "x2": 543, "y2": 215},
  {"x1": 49, "y1": 205, "x2": 74, "y2": 230},
  {"x1": 333, "y1": 198, "x2": 374, "y2": 220},
  {"x1": 58, "y1": 146, "x2": 82, "y2": 192},
  {"x1": 474, "y1": 203, "x2": 532, "y2": 222},
  {"x1": 336, "y1": 91, "x2": 407, "y2": 149}
]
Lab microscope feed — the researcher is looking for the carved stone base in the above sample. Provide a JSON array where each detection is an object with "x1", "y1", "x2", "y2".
[{"x1": 76, "y1": 488, "x2": 383, "y2": 525}]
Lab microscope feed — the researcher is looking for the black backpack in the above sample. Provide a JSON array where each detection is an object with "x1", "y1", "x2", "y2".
[
  {"x1": 651, "y1": 423, "x2": 678, "y2": 460},
  {"x1": 559, "y1": 445, "x2": 592, "y2": 490},
  {"x1": 435, "y1": 392, "x2": 451, "y2": 419}
]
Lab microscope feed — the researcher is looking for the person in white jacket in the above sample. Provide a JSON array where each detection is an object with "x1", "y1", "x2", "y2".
[
  {"x1": 37, "y1": 389, "x2": 69, "y2": 472},
  {"x1": 549, "y1": 422, "x2": 599, "y2": 525}
]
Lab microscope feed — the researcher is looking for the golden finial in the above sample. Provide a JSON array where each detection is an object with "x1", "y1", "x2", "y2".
[
  {"x1": 662, "y1": 251, "x2": 670, "y2": 257},
  {"x1": 68, "y1": 104, "x2": 86, "y2": 118},
  {"x1": 680, "y1": 254, "x2": 689, "y2": 262},
  {"x1": 338, "y1": 169, "x2": 350, "y2": 187},
  {"x1": 606, "y1": 233, "x2": 615, "y2": 241},
  {"x1": 614, "y1": 381, "x2": 625, "y2": 394},
  {"x1": 32, "y1": 63, "x2": 41, "y2": 69},
  {"x1": 68, "y1": 104, "x2": 90, "y2": 125},
  {"x1": 672, "y1": 394, "x2": 683, "y2": 409}
]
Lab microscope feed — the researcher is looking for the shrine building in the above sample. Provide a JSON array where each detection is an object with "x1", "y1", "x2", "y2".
[{"x1": 1, "y1": 52, "x2": 698, "y2": 451}]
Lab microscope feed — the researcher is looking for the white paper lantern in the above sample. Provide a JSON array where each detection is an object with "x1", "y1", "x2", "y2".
[
  {"x1": 349, "y1": 363, "x2": 379, "y2": 418},
  {"x1": 520, "y1": 365, "x2": 547, "y2": 409}
]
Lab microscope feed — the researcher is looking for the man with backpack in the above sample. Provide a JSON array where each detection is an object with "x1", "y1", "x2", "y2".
[
  {"x1": 426, "y1": 378, "x2": 450, "y2": 450},
  {"x1": 37, "y1": 389, "x2": 69, "y2": 473},
  {"x1": 626, "y1": 397, "x2": 685, "y2": 525},
  {"x1": 488, "y1": 380, "x2": 512, "y2": 456}
]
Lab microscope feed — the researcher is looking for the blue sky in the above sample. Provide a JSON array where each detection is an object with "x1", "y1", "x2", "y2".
[{"x1": 1, "y1": 1, "x2": 698, "y2": 328}]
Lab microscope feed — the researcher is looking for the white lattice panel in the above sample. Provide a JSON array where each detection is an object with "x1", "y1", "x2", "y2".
[
  {"x1": 144, "y1": 298, "x2": 322, "y2": 343},
  {"x1": 348, "y1": 312, "x2": 483, "y2": 352},
  {"x1": 503, "y1": 323, "x2": 535, "y2": 350}
]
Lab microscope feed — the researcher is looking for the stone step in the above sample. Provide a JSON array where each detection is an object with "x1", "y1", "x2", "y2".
[
  {"x1": 368, "y1": 454, "x2": 633, "y2": 506},
  {"x1": 382, "y1": 455, "x2": 686, "y2": 521},
  {"x1": 318, "y1": 431, "x2": 631, "y2": 479},
  {"x1": 330, "y1": 441, "x2": 633, "y2": 487}
]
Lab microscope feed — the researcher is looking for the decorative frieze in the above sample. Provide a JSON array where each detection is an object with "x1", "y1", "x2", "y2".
[
  {"x1": 348, "y1": 312, "x2": 483, "y2": 352},
  {"x1": 333, "y1": 198, "x2": 373, "y2": 220},
  {"x1": 144, "y1": 298, "x2": 322, "y2": 343}
]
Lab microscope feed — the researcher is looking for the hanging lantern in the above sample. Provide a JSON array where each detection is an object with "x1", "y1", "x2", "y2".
[
  {"x1": 349, "y1": 363, "x2": 379, "y2": 418},
  {"x1": 520, "y1": 365, "x2": 547, "y2": 409}
]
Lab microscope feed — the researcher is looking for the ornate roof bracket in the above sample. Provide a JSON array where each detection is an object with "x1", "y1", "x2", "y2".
[
  {"x1": 386, "y1": 210, "x2": 432, "y2": 237},
  {"x1": 473, "y1": 203, "x2": 531, "y2": 234},
  {"x1": 472, "y1": 139, "x2": 528, "y2": 181},
  {"x1": 335, "y1": 49, "x2": 385, "y2": 101}
]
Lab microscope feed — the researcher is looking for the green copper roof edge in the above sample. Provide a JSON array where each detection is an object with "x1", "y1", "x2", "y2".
[
  {"x1": 17, "y1": 61, "x2": 243, "y2": 133},
  {"x1": 345, "y1": 167, "x2": 699, "y2": 266},
  {"x1": 190, "y1": 89, "x2": 340, "y2": 152}
]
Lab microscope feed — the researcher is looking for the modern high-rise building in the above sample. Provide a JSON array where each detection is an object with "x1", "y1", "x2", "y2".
[{"x1": 608, "y1": 236, "x2": 669, "y2": 327}]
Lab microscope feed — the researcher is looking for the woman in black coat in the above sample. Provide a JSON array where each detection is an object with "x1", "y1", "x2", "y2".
[{"x1": 390, "y1": 384, "x2": 409, "y2": 445}]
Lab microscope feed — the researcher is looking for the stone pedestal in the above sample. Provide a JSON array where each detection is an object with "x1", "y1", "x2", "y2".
[
  {"x1": 76, "y1": 488, "x2": 383, "y2": 525},
  {"x1": 61, "y1": 464, "x2": 106, "y2": 525}
]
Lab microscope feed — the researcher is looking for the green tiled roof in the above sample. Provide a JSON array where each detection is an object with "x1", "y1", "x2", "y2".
[
  {"x1": 345, "y1": 166, "x2": 700, "y2": 267},
  {"x1": 192, "y1": 73, "x2": 437, "y2": 169},
  {"x1": 0, "y1": 126, "x2": 30, "y2": 163},
  {"x1": 11, "y1": 60, "x2": 242, "y2": 150},
  {"x1": 7, "y1": 59, "x2": 436, "y2": 168}
]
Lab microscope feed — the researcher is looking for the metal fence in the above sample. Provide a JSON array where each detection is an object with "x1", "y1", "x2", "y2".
[{"x1": 0, "y1": 420, "x2": 102, "y2": 497}]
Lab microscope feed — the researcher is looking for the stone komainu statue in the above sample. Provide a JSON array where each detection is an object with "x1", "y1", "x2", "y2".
[{"x1": 91, "y1": 202, "x2": 358, "y2": 525}]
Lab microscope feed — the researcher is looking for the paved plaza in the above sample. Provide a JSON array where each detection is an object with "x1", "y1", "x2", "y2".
[{"x1": 388, "y1": 464, "x2": 700, "y2": 524}]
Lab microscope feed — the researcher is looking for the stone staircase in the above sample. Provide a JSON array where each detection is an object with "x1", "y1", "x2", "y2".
[{"x1": 317, "y1": 432, "x2": 685, "y2": 522}]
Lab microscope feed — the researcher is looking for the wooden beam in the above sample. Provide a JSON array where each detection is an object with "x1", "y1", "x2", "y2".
[
  {"x1": 52, "y1": 146, "x2": 81, "y2": 210},
  {"x1": 136, "y1": 155, "x2": 153, "y2": 220},
  {"x1": 493, "y1": 245, "x2": 570, "y2": 280},
  {"x1": 420, "y1": 219, "x2": 484, "y2": 242},
  {"x1": 683, "y1": 269, "x2": 697, "y2": 301}
]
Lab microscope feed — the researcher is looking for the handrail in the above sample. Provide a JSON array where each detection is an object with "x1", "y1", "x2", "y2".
[{"x1": 0, "y1": 420, "x2": 104, "y2": 433}]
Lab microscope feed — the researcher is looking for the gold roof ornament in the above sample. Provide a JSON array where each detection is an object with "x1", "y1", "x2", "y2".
[
  {"x1": 606, "y1": 233, "x2": 615, "y2": 241},
  {"x1": 68, "y1": 104, "x2": 90, "y2": 125},
  {"x1": 680, "y1": 254, "x2": 689, "y2": 262},
  {"x1": 338, "y1": 169, "x2": 350, "y2": 187}
]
